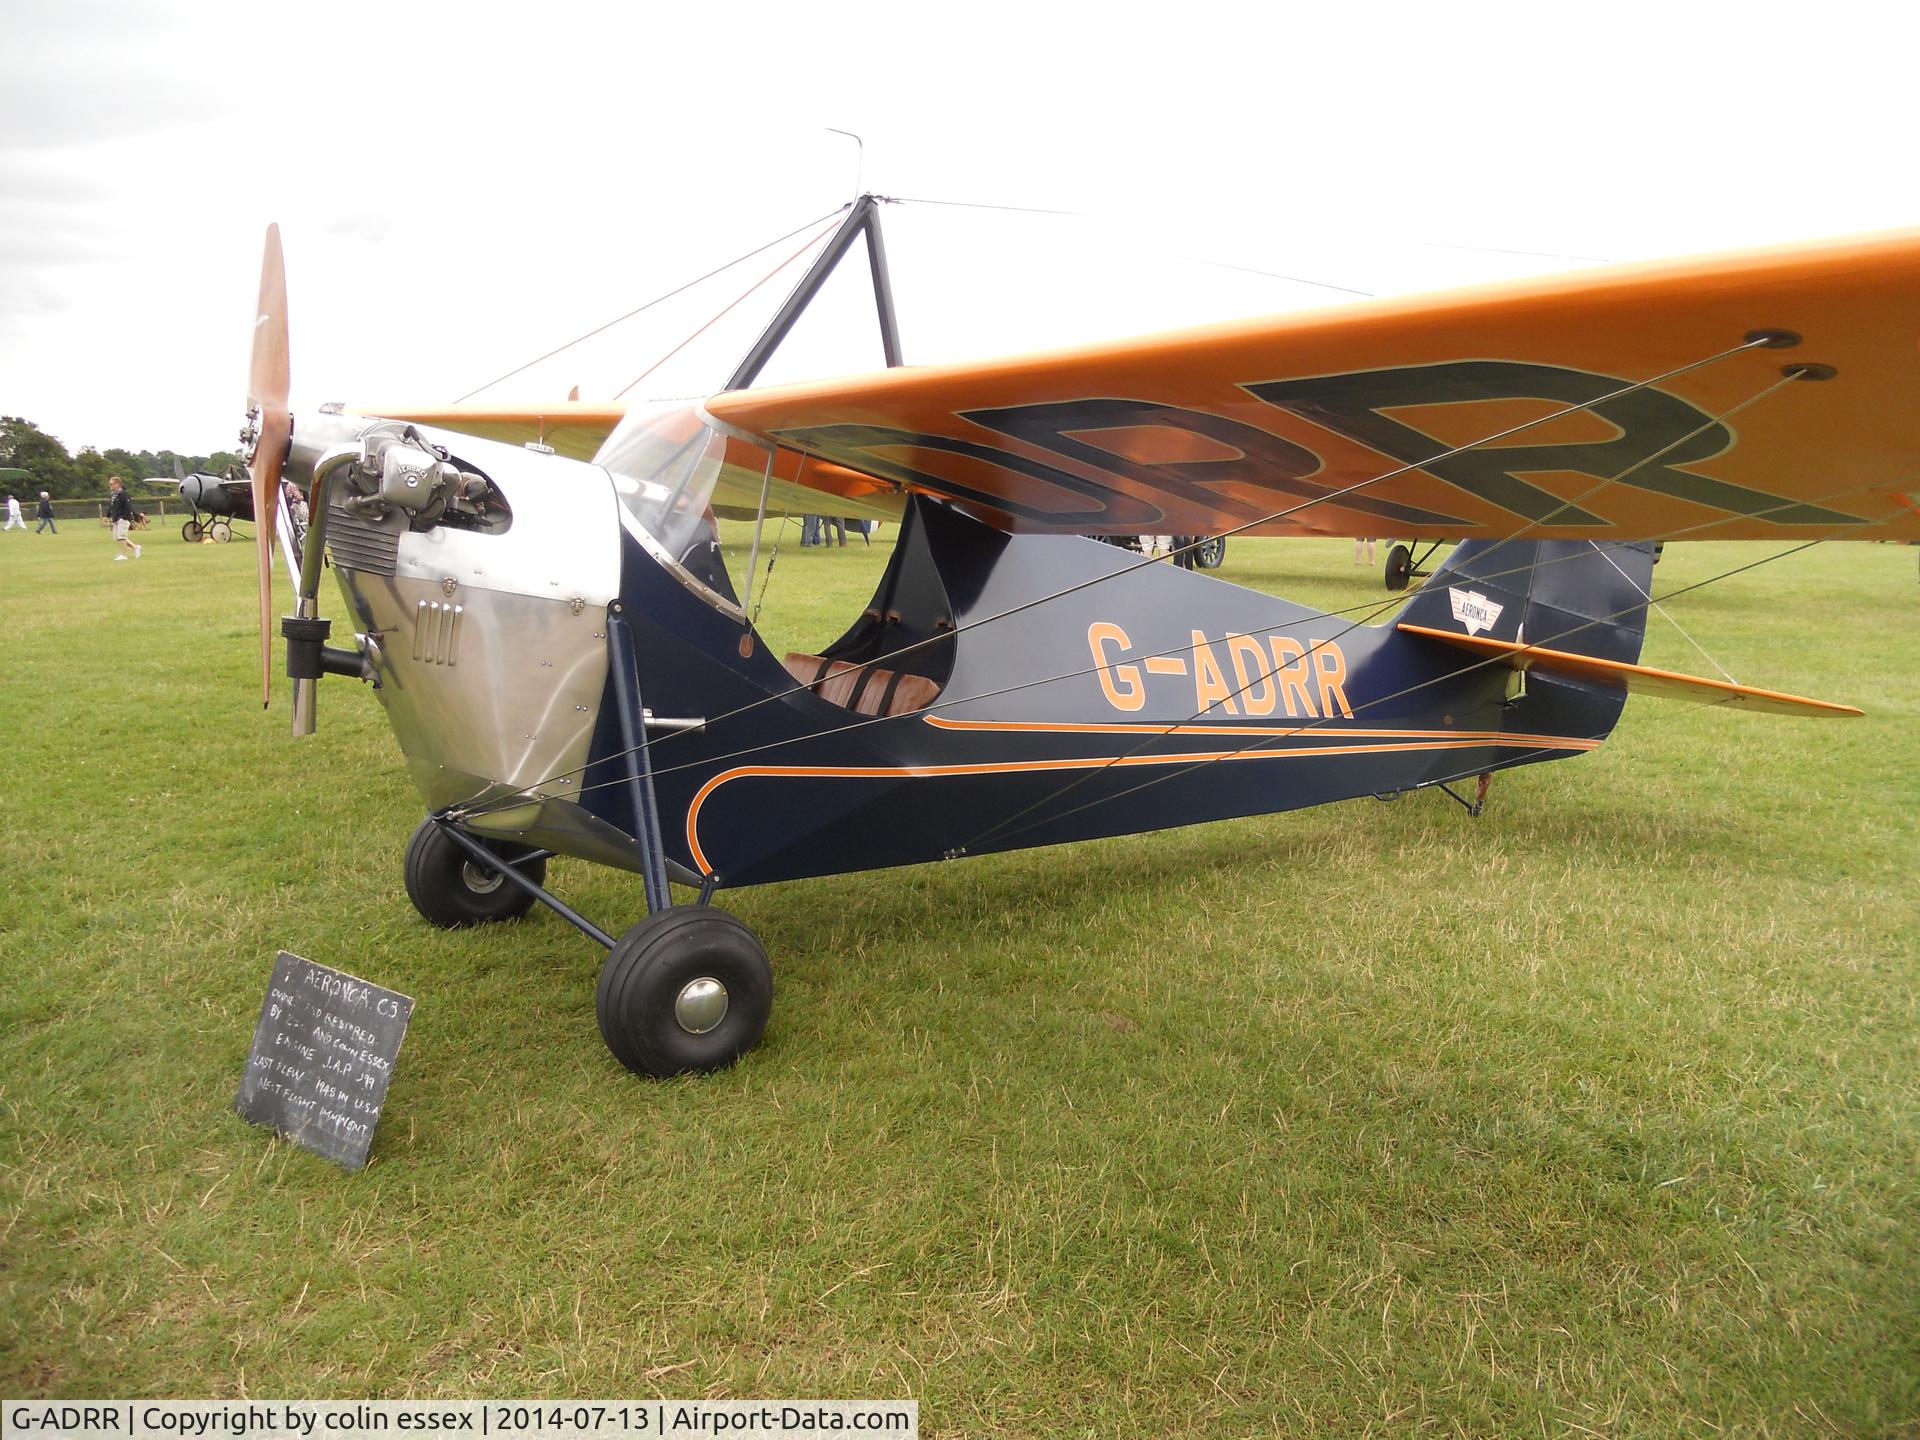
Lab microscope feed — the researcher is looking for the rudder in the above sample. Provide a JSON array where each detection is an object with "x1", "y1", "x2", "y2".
[{"x1": 1399, "y1": 538, "x2": 1657, "y2": 742}]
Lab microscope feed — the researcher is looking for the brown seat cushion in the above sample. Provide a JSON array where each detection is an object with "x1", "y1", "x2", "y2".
[{"x1": 784, "y1": 653, "x2": 940, "y2": 717}]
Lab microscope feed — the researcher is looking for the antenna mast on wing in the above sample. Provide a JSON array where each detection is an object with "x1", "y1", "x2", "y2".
[{"x1": 826, "y1": 128, "x2": 864, "y2": 204}]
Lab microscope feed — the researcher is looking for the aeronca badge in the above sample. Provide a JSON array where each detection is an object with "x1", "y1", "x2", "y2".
[{"x1": 1448, "y1": 588, "x2": 1504, "y2": 636}]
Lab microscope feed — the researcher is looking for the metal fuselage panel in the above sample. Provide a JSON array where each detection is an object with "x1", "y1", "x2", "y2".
[{"x1": 327, "y1": 429, "x2": 622, "y2": 826}]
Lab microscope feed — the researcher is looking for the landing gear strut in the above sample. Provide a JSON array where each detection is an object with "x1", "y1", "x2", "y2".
[
  {"x1": 398, "y1": 614, "x2": 773, "y2": 1079},
  {"x1": 1384, "y1": 540, "x2": 1449, "y2": 592},
  {"x1": 403, "y1": 818, "x2": 548, "y2": 926}
]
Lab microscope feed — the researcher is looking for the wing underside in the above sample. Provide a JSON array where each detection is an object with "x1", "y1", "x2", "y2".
[{"x1": 692, "y1": 228, "x2": 1920, "y2": 543}]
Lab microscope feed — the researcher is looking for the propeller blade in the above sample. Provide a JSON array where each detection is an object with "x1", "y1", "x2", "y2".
[{"x1": 247, "y1": 224, "x2": 291, "y2": 709}]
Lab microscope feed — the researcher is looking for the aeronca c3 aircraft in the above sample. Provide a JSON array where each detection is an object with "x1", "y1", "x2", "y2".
[{"x1": 237, "y1": 199, "x2": 1920, "y2": 1078}]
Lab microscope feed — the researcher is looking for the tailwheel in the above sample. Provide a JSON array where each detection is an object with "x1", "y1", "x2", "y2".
[
  {"x1": 596, "y1": 906, "x2": 772, "y2": 1077},
  {"x1": 182, "y1": 518, "x2": 203, "y2": 542},
  {"x1": 1384, "y1": 543, "x2": 1414, "y2": 592},
  {"x1": 403, "y1": 818, "x2": 546, "y2": 927}
]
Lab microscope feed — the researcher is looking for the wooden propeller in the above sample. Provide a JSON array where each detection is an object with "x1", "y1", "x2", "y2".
[{"x1": 247, "y1": 224, "x2": 291, "y2": 708}]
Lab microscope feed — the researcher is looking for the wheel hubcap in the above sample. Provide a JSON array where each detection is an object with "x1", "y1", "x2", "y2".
[
  {"x1": 674, "y1": 977, "x2": 729, "y2": 1034},
  {"x1": 461, "y1": 861, "x2": 505, "y2": 895}
]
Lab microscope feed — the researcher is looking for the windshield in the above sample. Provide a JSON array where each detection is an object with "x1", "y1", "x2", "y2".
[{"x1": 597, "y1": 404, "x2": 739, "y2": 563}]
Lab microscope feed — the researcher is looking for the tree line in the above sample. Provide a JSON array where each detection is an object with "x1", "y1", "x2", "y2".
[{"x1": 0, "y1": 416, "x2": 244, "y2": 500}]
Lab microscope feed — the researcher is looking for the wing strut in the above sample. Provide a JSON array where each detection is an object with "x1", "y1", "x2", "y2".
[{"x1": 726, "y1": 193, "x2": 903, "y2": 390}]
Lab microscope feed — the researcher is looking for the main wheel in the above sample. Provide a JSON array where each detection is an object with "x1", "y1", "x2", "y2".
[
  {"x1": 596, "y1": 906, "x2": 772, "y2": 1077},
  {"x1": 403, "y1": 819, "x2": 546, "y2": 927},
  {"x1": 182, "y1": 518, "x2": 202, "y2": 542},
  {"x1": 1384, "y1": 543, "x2": 1414, "y2": 592},
  {"x1": 210, "y1": 519, "x2": 232, "y2": 543},
  {"x1": 1193, "y1": 535, "x2": 1226, "y2": 569}
]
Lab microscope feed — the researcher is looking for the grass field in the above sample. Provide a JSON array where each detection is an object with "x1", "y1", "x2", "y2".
[{"x1": 1, "y1": 519, "x2": 1915, "y2": 1435}]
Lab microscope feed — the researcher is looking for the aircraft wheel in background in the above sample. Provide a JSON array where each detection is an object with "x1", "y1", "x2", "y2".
[
  {"x1": 211, "y1": 520, "x2": 233, "y2": 543},
  {"x1": 182, "y1": 519, "x2": 202, "y2": 542},
  {"x1": 1194, "y1": 536, "x2": 1227, "y2": 569},
  {"x1": 403, "y1": 819, "x2": 546, "y2": 927},
  {"x1": 1384, "y1": 543, "x2": 1414, "y2": 592},
  {"x1": 596, "y1": 906, "x2": 772, "y2": 1077}
]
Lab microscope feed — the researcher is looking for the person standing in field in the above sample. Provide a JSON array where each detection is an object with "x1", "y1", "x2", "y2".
[
  {"x1": 1353, "y1": 536, "x2": 1376, "y2": 566},
  {"x1": 3, "y1": 494, "x2": 22, "y2": 530},
  {"x1": 108, "y1": 476, "x2": 140, "y2": 560},
  {"x1": 35, "y1": 492, "x2": 56, "y2": 534}
]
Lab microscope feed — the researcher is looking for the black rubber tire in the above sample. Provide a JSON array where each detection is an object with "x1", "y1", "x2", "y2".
[
  {"x1": 1384, "y1": 543, "x2": 1414, "y2": 592},
  {"x1": 182, "y1": 518, "x2": 202, "y2": 542},
  {"x1": 596, "y1": 906, "x2": 772, "y2": 1078},
  {"x1": 403, "y1": 819, "x2": 546, "y2": 928},
  {"x1": 1194, "y1": 536, "x2": 1226, "y2": 569}
]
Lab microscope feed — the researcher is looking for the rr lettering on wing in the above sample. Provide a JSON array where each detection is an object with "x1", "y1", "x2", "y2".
[{"x1": 778, "y1": 360, "x2": 1861, "y2": 530}]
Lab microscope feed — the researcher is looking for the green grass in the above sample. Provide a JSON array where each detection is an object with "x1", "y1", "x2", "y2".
[{"x1": 1, "y1": 519, "x2": 1916, "y2": 1435}]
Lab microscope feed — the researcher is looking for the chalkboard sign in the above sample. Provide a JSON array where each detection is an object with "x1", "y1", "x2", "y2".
[{"x1": 235, "y1": 952, "x2": 414, "y2": 1170}]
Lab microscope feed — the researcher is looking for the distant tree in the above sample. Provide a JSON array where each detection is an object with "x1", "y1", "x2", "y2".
[
  {"x1": 0, "y1": 416, "x2": 86, "y2": 498},
  {"x1": 0, "y1": 418, "x2": 247, "y2": 497},
  {"x1": 72, "y1": 448, "x2": 119, "y2": 495},
  {"x1": 0, "y1": 417, "x2": 250, "y2": 499}
]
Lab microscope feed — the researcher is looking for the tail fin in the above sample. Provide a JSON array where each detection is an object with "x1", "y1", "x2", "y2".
[{"x1": 1399, "y1": 538, "x2": 1656, "y2": 741}]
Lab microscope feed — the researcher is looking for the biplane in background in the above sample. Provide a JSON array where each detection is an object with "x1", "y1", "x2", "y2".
[{"x1": 236, "y1": 198, "x2": 1919, "y2": 1078}]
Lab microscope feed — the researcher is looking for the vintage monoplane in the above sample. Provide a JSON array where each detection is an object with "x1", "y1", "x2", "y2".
[{"x1": 237, "y1": 199, "x2": 1920, "y2": 1077}]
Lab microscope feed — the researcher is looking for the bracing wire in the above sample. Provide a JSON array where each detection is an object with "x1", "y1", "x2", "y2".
[
  {"x1": 968, "y1": 534, "x2": 1842, "y2": 854},
  {"x1": 638, "y1": 333, "x2": 1778, "y2": 755},
  {"x1": 611, "y1": 220, "x2": 843, "y2": 401},
  {"x1": 888, "y1": 195, "x2": 1373, "y2": 298},
  {"x1": 749, "y1": 455, "x2": 808, "y2": 635},
  {"x1": 949, "y1": 365, "x2": 1813, "y2": 854},
  {"x1": 443, "y1": 338, "x2": 1821, "y2": 822},
  {"x1": 1592, "y1": 540, "x2": 1740, "y2": 684},
  {"x1": 447, "y1": 518, "x2": 1880, "y2": 833},
  {"x1": 452, "y1": 206, "x2": 847, "y2": 403},
  {"x1": 445, "y1": 470, "x2": 1903, "y2": 827}
]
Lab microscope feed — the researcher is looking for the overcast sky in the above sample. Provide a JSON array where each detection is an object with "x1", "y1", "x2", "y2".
[{"x1": 3, "y1": 0, "x2": 1916, "y2": 457}]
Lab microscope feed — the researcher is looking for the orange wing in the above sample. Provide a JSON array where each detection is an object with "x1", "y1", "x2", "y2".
[
  {"x1": 703, "y1": 228, "x2": 1920, "y2": 543},
  {"x1": 346, "y1": 401, "x2": 626, "y2": 462}
]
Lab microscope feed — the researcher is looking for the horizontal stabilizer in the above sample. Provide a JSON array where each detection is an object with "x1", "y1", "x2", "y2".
[{"x1": 1397, "y1": 623, "x2": 1862, "y2": 717}]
